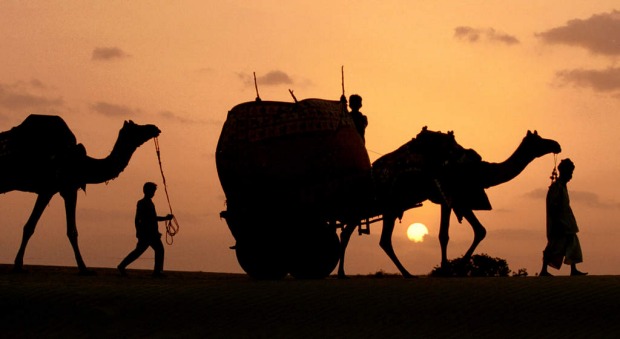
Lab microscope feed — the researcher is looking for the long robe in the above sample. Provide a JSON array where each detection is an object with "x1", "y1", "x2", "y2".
[{"x1": 544, "y1": 180, "x2": 583, "y2": 269}]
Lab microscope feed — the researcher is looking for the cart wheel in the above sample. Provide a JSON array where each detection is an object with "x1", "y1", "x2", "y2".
[
  {"x1": 288, "y1": 224, "x2": 340, "y2": 279},
  {"x1": 235, "y1": 238, "x2": 288, "y2": 280}
]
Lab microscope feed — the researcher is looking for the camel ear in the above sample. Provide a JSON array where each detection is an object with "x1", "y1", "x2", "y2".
[
  {"x1": 527, "y1": 130, "x2": 532, "y2": 136},
  {"x1": 534, "y1": 130, "x2": 538, "y2": 135}
]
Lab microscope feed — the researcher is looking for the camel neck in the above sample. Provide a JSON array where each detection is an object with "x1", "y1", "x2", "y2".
[
  {"x1": 82, "y1": 133, "x2": 138, "y2": 184},
  {"x1": 480, "y1": 140, "x2": 534, "y2": 188}
]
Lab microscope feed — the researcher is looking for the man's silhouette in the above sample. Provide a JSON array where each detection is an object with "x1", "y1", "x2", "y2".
[
  {"x1": 118, "y1": 182, "x2": 173, "y2": 277},
  {"x1": 349, "y1": 94, "x2": 368, "y2": 143},
  {"x1": 540, "y1": 159, "x2": 587, "y2": 276}
]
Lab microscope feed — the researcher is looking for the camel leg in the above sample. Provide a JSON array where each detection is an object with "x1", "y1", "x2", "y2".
[
  {"x1": 438, "y1": 203, "x2": 451, "y2": 269},
  {"x1": 14, "y1": 192, "x2": 54, "y2": 272},
  {"x1": 379, "y1": 215, "x2": 413, "y2": 278},
  {"x1": 60, "y1": 189, "x2": 93, "y2": 275},
  {"x1": 337, "y1": 223, "x2": 357, "y2": 278},
  {"x1": 462, "y1": 210, "x2": 487, "y2": 261}
]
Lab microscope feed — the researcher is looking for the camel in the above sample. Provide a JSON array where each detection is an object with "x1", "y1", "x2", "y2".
[
  {"x1": 338, "y1": 129, "x2": 561, "y2": 278},
  {"x1": 0, "y1": 115, "x2": 160, "y2": 274}
]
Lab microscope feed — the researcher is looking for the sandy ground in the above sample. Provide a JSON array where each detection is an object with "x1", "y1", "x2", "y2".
[{"x1": 0, "y1": 265, "x2": 619, "y2": 338}]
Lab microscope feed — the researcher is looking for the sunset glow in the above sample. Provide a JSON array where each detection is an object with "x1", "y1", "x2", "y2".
[{"x1": 0, "y1": 1, "x2": 619, "y2": 276}]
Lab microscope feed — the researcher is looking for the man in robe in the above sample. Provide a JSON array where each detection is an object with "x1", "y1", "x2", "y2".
[{"x1": 540, "y1": 159, "x2": 587, "y2": 276}]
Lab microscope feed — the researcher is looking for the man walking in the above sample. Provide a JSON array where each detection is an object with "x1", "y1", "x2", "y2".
[
  {"x1": 118, "y1": 182, "x2": 173, "y2": 277},
  {"x1": 540, "y1": 159, "x2": 587, "y2": 276}
]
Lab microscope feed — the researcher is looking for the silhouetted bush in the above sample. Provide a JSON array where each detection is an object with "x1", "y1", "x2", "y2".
[
  {"x1": 430, "y1": 253, "x2": 511, "y2": 277},
  {"x1": 369, "y1": 269, "x2": 401, "y2": 278}
]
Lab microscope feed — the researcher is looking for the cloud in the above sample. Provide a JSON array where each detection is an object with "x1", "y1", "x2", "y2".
[
  {"x1": 91, "y1": 101, "x2": 140, "y2": 117},
  {"x1": 454, "y1": 26, "x2": 519, "y2": 45},
  {"x1": 555, "y1": 67, "x2": 620, "y2": 92},
  {"x1": 536, "y1": 10, "x2": 620, "y2": 56},
  {"x1": 158, "y1": 110, "x2": 192, "y2": 123},
  {"x1": 492, "y1": 228, "x2": 539, "y2": 241},
  {"x1": 523, "y1": 188, "x2": 546, "y2": 200},
  {"x1": 157, "y1": 110, "x2": 221, "y2": 125},
  {"x1": 91, "y1": 47, "x2": 130, "y2": 61},
  {"x1": 77, "y1": 207, "x2": 133, "y2": 223},
  {"x1": 259, "y1": 70, "x2": 293, "y2": 85},
  {"x1": 524, "y1": 188, "x2": 620, "y2": 209},
  {"x1": 238, "y1": 70, "x2": 294, "y2": 87},
  {"x1": 28, "y1": 79, "x2": 48, "y2": 89},
  {"x1": 195, "y1": 67, "x2": 215, "y2": 75},
  {"x1": 0, "y1": 80, "x2": 63, "y2": 112}
]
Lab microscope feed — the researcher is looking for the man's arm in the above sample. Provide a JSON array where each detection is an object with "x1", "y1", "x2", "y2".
[{"x1": 157, "y1": 214, "x2": 174, "y2": 221}]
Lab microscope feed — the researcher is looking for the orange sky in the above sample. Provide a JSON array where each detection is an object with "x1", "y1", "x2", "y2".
[{"x1": 1, "y1": 1, "x2": 619, "y2": 276}]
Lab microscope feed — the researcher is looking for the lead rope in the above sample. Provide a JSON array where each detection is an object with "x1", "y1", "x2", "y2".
[
  {"x1": 154, "y1": 137, "x2": 180, "y2": 245},
  {"x1": 549, "y1": 153, "x2": 558, "y2": 185}
]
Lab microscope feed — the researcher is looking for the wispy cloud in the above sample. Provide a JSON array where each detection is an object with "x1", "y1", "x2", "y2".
[
  {"x1": 238, "y1": 70, "x2": 294, "y2": 87},
  {"x1": 523, "y1": 188, "x2": 546, "y2": 200},
  {"x1": 524, "y1": 188, "x2": 620, "y2": 209},
  {"x1": 0, "y1": 80, "x2": 63, "y2": 112},
  {"x1": 92, "y1": 47, "x2": 131, "y2": 61},
  {"x1": 454, "y1": 26, "x2": 519, "y2": 45},
  {"x1": 555, "y1": 67, "x2": 620, "y2": 92},
  {"x1": 536, "y1": 10, "x2": 620, "y2": 56},
  {"x1": 91, "y1": 101, "x2": 140, "y2": 117},
  {"x1": 259, "y1": 70, "x2": 294, "y2": 85},
  {"x1": 492, "y1": 228, "x2": 539, "y2": 241},
  {"x1": 570, "y1": 190, "x2": 620, "y2": 209},
  {"x1": 158, "y1": 110, "x2": 191, "y2": 123},
  {"x1": 157, "y1": 110, "x2": 221, "y2": 125}
]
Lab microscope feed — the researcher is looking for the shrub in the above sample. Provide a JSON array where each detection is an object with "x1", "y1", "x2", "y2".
[
  {"x1": 512, "y1": 268, "x2": 528, "y2": 277},
  {"x1": 430, "y1": 253, "x2": 511, "y2": 277}
]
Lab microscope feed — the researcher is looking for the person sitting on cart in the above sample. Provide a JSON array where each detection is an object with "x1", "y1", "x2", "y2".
[{"x1": 349, "y1": 94, "x2": 368, "y2": 143}]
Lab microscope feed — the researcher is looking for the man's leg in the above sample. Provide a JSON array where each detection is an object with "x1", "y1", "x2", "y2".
[
  {"x1": 118, "y1": 239, "x2": 150, "y2": 275},
  {"x1": 540, "y1": 255, "x2": 552, "y2": 276},
  {"x1": 152, "y1": 237, "x2": 165, "y2": 275}
]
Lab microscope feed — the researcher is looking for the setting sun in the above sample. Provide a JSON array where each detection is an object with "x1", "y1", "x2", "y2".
[{"x1": 407, "y1": 223, "x2": 429, "y2": 243}]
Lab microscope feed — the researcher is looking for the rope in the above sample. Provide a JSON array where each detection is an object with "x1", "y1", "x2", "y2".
[
  {"x1": 549, "y1": 153, "x2": 558, "y2": 184},
  {"x1": 367, "y1": 149, "x2": 384, "y2": 156},
  {"x1": 154, "y1": 137, "x2": 180, "y2": 245}
]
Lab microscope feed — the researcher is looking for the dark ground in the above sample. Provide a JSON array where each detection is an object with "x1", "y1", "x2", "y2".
[{"x1": 0, "y1": 265, "x2": 619, "y2": 338}]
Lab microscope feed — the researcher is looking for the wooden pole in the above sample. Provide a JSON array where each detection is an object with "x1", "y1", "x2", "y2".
[
  {"x1": 288, "y1": 89, "x2": 298, "y2": 103},
  {"x1": 254, "y1": 72, "x2": 261, "y2": 102},
  {"x1": 341, "y1": 65, "x2": 345, "y2": 98}
]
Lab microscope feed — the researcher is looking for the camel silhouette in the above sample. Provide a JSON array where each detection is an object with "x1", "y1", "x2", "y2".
[
  {"x1": 0, "y1": 115, "x2": 160, "y2": 274},
  {"x1": 338, "y1": 129, "x2": 561, "y2": 278}
]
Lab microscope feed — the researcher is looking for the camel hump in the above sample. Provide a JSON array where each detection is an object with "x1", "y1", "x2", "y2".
[
  {"x1": 371, "y1": 128, "x2": 463, "y2": 189},
  {"x1": 0, "y1": 115, "x2": 77, "y2": 159},
  {"x1": 18, "y1": 114, "x2": 77, "y2": 144}
]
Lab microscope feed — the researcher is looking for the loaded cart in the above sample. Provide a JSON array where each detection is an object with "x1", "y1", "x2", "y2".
[{"x1": 216, "y1": 98, "x2": 375, "y2": 279}]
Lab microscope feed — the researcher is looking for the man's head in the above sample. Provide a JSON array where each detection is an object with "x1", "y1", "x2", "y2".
[
  {"x1": 558, "y1": 158, "x2": 575, "y2": 182},
  {"x1": 349, "y1": 94, "x2": 362, "y2": 111},
  {"x1": 143, "y1": 182, "x2": 157, "y2": 197}
]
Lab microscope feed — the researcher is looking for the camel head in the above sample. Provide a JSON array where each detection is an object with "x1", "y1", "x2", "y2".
[
  {"x1": 119, "y1": 120, "x2": 161, "y2": 149},
  {"x1": 523, "y1": 130, "x2": 561, "y2": 158}
]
